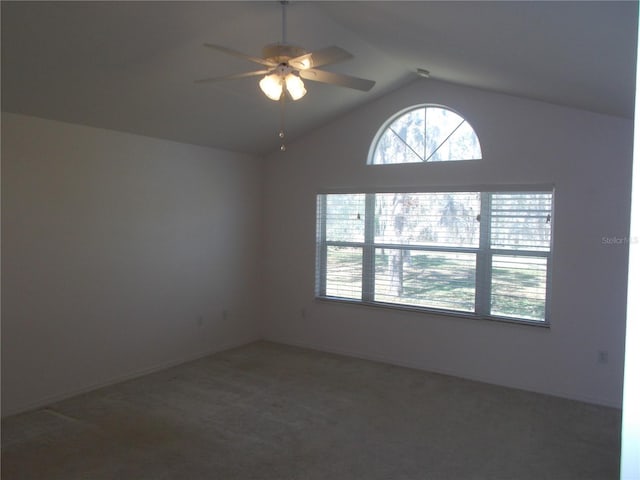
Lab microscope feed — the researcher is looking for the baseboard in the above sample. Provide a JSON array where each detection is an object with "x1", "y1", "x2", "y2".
[
  {"x1": 1, "y1": 336, "x2": 261, "y2": 418},
  {"x1": 4, "y1": 334, "x2": 620, "y2": 417},
  {"x1": 264, "y1": 335, "x2": 622, "y2": 410}
]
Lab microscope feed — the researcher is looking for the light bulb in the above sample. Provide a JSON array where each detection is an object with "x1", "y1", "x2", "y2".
[
  {"x1": 259, "y1": 74, "x2": 283, "y2": 101},
  {"x1": 285, "y1": 73, "x2": 306, "y2": 101}
]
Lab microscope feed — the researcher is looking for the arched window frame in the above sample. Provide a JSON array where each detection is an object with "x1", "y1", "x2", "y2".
[{"x1": 368, "y1": 104, "x2": 482, "y2": 165}]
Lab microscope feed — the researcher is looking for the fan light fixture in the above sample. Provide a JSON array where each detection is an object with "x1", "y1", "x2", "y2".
[
  {"x1": 259, "y1": 69, "x2": 306, "y2": 101},
  {"x1": 259, "y1": 74, "x2": 283, "y2": 101},
  {"x1": 196, "y1": 0, "x2": 375, "y2": 151},
  {"x1": 284, "y1": 73, "x2": 306, "y2": 100}
]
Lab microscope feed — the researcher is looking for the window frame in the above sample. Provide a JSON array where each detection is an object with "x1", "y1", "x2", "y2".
[
  {"x1": 315, "y1": 186, "x2": 554, "y2": 327},
  {"x1": 367, "y1": 104, "x2": 482, "y2": 165}
]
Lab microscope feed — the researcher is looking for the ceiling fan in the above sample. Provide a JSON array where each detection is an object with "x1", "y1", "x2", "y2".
[{"x1": 195, "y1": 1, "x2": 376, "y2": 102}]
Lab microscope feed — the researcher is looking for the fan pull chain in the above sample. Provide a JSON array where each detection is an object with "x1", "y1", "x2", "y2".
[{"x1": 279, "y1": 96, "x2": 286, "y2": 151}]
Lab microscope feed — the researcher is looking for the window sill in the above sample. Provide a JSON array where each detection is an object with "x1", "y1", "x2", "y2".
[{"x1": 315, "y1": 296, "x2": 550, "y2": 328}]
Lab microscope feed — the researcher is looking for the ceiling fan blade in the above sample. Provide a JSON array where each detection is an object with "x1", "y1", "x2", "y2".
[
  {"x1": 299, "y1": 68, "x2": 375, "y2": 92},
  {"x1": 194, "y1": 70, "x2": 270, "y2": 84},
  {"x1": 203, "y1": 43, "x2": 276, "y2": 67},
  {"x1": 289, "y1": 46, "x2": 353, "y2": 70}
]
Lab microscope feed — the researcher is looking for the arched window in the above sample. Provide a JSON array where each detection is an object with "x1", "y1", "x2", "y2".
[{"x1": 369, "y1": 105, "x2": 482, "y2": 164}]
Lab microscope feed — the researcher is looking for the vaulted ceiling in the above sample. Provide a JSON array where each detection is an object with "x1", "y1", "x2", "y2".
[{"x1": 2, "y1": 1, "x2": 637, "y2": 155}]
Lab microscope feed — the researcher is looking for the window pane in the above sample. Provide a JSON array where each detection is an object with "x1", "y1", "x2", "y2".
[
  {"x1": 325, "y1": 194, "x2": 366, "y2": 242},
  {"x1": 372, "y1": 128, "x2": 423, "y2": 164},
  {"x1": 375, "y1": 192, "x2": 480, "y2": 247},
  {"x1": 316, "y1": 189, "x2": 552, "y2": 324},
  {"x1": 491, "y1": 193, "x2": 552, "y2": 251},
  {"x1": 424, "y1": 107, "x2": 467, "y2": 160},
  {"x1": 434, "y1": 121, "x2": 482, "y2": 161},
  {"x1": 375, "y1": 249, "x2": 476, "y2": 311},
  {"x1": 326, "y1": 246, "x2": 362, "y2": 299},
  {"x1": 387, "y1": 106, "x2": 426, "y2": 159},
  {"x1": 370, "y1": 106, "x2": 482, "y2": 164},
  {"x1": 491, "y1": 255, "x2": 547, "y2": 321}
]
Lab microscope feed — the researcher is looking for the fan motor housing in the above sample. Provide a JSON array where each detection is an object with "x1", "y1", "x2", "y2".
[{"x1": 262, "y1": 43, "x2": 306, "y2": 63}]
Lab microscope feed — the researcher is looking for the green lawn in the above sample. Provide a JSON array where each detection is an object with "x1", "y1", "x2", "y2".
[{"x1": 326, "y1": 247, "x2": 546, "y2": 320}]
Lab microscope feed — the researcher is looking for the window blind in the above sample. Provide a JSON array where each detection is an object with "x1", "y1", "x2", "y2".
[{"x1": 316, "y1": 190, "x2": 553, "y2": 324}]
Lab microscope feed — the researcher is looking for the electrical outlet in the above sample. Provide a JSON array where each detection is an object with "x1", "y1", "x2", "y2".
[{"x1": 597, "y1": 350, "x2": 609, "y2": 364}]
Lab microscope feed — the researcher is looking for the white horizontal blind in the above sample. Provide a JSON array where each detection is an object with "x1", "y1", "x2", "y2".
[
  {"x1": 318, "y1": 194, "x2": 365, "y2": 300},
  {"x1": 491, "y1": 255, "x2": 547, "y2": 320},
  {"x1": 326, "y1": 246, "x2": 362, "y2": 299},
  {"x1": 374, "y1": 192, "x2": 480, "y2": 247},
  {"x1": 316, "y1": 189, "x2": 553, "y2": 324},
  {"x1": 325, "y1": 194, "x2": 365, "y2": 243},
  {"x1": 371, "y1": 192, "x2": 479, "y2": 311},
  {"x1": 374, "y1": 249, "x2": 476, "y2": 311},
  {"x1": 488, "y1": 192, "x2": 553, "y2": 321},
  {"x1": 491, "y1": 193, "x2": 552, "y2": 251}
]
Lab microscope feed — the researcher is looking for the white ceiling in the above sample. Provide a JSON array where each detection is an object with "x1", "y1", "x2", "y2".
[{"x1": 2, "y1": 1, "x2": 637, "y2": 156}]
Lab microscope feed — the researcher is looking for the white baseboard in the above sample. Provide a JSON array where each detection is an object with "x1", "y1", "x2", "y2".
[
  {"x1": 4, "y1": 334, "x2": 619, "y2": 418},
  {"x1": 1, "y1": 336, "x2": 261, "y2": 418},
  {"x1": 264, "y1": 335, "x2": 622, "y2": 410}
]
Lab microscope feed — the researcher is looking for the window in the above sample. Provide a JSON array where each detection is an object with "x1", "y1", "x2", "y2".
[
  {"x1": 315, "y1": 190, "x2": 553, "y2": 325},
  {"x1": 369, "y1": 105, "x2": 482, "y2": 164}
]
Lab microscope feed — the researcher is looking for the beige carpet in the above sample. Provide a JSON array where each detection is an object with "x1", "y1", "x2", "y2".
[{"x1": 2, "y1": 341, "x2": 621, "y2": 479}]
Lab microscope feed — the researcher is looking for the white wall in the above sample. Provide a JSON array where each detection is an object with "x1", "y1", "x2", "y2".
[
  {"x1": 2, "y1": 77, "x2": 632, "y2": 415},
  {"x1": 1, "y1": 113, "x2": 263, "y2": 416},
  {"x1": 263, "y1": 79, "x2": 633, "y2": 408}
]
